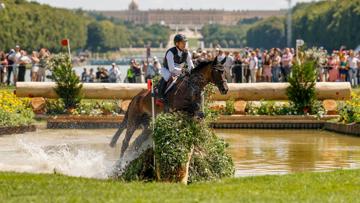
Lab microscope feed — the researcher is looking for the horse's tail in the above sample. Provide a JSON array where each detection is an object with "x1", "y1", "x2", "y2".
[{"x1": 109, "y1": 108, "x2": 129, "y2": 148}]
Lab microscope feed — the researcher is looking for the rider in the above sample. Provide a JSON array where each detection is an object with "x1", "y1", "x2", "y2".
[{"x1": 156, "y1": 34, "x2": 194, "y2": 106}]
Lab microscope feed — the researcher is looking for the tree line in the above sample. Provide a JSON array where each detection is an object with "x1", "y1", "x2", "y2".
[
  {"x1": 246, "y1": 0, "x2": 360, "y2": 50},
  {"x1": 0, "y1": 0, "x2": 171, "y2": 52},
  {"x1": 203, "y1": 0, "x2": 360, "y2": 50}
]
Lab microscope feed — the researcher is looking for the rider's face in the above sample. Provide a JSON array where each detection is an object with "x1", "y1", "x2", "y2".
[{"x1": 176, "y1": 41, "x2": 186, "y2": 50}]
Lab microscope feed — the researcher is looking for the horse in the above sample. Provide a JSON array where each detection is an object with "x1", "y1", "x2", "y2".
[{"x1": 109, "y1": 58, "x2": 229, "y2": 157}]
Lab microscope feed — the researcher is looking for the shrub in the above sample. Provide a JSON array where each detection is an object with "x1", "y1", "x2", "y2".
[
  {"x1": 48, "y1": 54, "x2": 83, "y2": 110},
  {"x1": 338, "y1": 92, "x2": 360, "y2": 124},
  {"x1": 152, "y1": 112, "x2": 234, "y2": 183},
  {"x1": 46, "y1": 99, "x2": 120, "y2": 116},
  {"x1": 224, "y1": 98, "x2": 235, "y2": 115},
  {"x1": 119, "y1": 112, "x2": 235, "y2": 183},
  {"x1": 286, "y1": 50, "x2": 317, "y2": 114}
]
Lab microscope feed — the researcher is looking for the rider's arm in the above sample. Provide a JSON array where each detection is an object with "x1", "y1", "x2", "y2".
[
  {"x1": 186, "y1": 51, "x2": 194, "y2": 71},
  {"x1": 166, "y1": 51, "x2": 182, "y2": 75}
]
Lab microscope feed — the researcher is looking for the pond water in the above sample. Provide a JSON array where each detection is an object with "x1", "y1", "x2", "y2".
[{"x1": 0, "y1": 128, "x2": 360, "y2": 179}]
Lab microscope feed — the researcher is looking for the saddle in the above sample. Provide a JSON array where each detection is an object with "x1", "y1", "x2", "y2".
[{"x1": 155, "y1": 74, "x2": 188, "y2": 108}]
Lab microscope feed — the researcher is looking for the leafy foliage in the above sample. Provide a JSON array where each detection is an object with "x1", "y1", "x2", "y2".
[
  {"x1": 286, "y1": 50, "x2": 317, "y2": 114},
  {"x1": 119, "y1": 110, "x2": 234, "y2": 183},
  {"x1": 0, "y1": 0, "x2": 88, "y2": 52},
  {"x1": 152, "y1": 112, "x2": 234, "y2": 183},
  {"x1": 0, "y1": 0, "x2": 171, "y2": 52},
  {"x1": 48, "y1": 54, "x2": 82, "y2": 110},
  {"x1": 246, "y1": 17, "x2": 286, "y2": 49},
  {"x1": 338, "y1": 92, "x2": 360, "y2": 124},
  {"x1": 0, "y1": 90, "x2": 34, "y2": 127},
  {"x1": 201, "y1": 24, "x2": 250, "y2": 48},
  {"x1": 45, "y1": 99, "x2": 121, "y2": 116},
  {"x1": 292, "y1": 0, "x2": 360, "y2": 50}
]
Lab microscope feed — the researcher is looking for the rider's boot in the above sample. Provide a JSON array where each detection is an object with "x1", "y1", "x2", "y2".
[{"x1": 156, "y1": 78, "x2": 167, "y2": 107}]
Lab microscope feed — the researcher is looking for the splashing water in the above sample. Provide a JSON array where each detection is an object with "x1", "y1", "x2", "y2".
[{"x1": 16, "y1": 139, "x2": 110, "y2": 179}]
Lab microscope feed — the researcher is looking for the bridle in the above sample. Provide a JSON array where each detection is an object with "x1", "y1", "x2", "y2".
[{"x1": 211, "y1": 64, "x2": 227, "y2": 89}]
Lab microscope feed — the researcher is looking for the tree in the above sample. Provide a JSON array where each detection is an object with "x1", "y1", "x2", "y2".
[{"x1": 246, "y1": 17, "x2": 286, "y2": 49}]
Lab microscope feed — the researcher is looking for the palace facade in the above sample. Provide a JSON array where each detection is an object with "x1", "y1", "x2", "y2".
[{"x1": 100, "y1": 0, "x2": 286, "y2": 28}]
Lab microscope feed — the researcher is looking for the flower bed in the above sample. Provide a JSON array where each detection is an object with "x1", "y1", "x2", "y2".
[
  {"x1": 0, "y1": 90, "x2": 34, "y2": 128},
  {"x1": 338, "y1": 92, "x2": 360, "y2": 124}
]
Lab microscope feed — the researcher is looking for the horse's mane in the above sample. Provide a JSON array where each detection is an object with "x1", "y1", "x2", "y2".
[{"x1": 191, "y1": 59, "x2": 213, "y2": 74}]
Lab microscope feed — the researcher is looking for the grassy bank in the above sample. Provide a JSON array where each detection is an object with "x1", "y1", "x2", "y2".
[{"x1": 1, "y1": 170, "x2": 360, "y2": 202}]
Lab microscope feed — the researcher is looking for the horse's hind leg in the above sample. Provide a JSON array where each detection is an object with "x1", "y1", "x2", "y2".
[
  {"x1": 120, "y1": 124, "x2": 137, "y2": 158},
  {"x1": 109, "y1": 118, "x2": 127, "y2": 148},
  {"x1": 132, "y1": 119, "x2": 151, "y2": 151}
]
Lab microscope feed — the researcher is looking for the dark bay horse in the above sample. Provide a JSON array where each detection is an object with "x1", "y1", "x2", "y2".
[{"x1": 109, "y1": 59, "x2": 229, "y2": 157}]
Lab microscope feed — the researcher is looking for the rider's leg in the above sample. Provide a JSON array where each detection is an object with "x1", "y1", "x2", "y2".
[
  {"x1": 157, "y1": 77, "x2": 167, "y2": 100},
  {"x1": 156, "y1": 68, "x2": 170, "y2": 106}
]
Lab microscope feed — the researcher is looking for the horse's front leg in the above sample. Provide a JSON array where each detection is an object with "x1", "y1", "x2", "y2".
[{"x1": 191, "y1": 93, "x2": 205, "y2": 119}]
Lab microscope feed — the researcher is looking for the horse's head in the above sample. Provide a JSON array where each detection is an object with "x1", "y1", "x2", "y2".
[
  {"x1": 210, "y1": 57, "x2": 228, "y2": 95},
  {"x1": 192, "y1": 58, "x2": 228, "y2": 95}
]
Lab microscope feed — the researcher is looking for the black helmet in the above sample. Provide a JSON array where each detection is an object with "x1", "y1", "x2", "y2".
[{"x1": 174, "y1": 34, "x2": 187, "y2": 44}]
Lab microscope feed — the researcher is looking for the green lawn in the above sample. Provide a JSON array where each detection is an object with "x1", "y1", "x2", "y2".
[
  {"x1": 0, "y1": 85, "x2": 15, "y2": 92},
  {"x1": 354, "y1": 87, "x2": 360, "y2": 95},
  {"x1": 1, "y1": 170, "x2": 360, "y2": 202}
]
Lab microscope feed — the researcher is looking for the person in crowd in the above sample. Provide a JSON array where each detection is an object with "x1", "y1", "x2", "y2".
[
  {"x1": 109, "y1": 63, "x2": 121, "y2": 83},
  {"x1": 129, "y1": 59, "x2": 141, "y2": 83},
  {"x1": 145, "y1": 57, "x2": 160, "y2": 80},
  {"x1": 89, "y1": 68, "x2": 96, "y2": 83},
  {"x1": 327, "y1": 55, "x2": 339, "y2": 82},
  {"x1": 255, "y1": 49, "x2": 263, "y2": 82},
  {"x1": 243, "y1": 52, "x2": 251, "y2": 83},
  {"x1": 140, "y1": 60, "x2": 147, "y2": 83},
  {"x1": 6, "y1": 49, "x2": 15, "y2": 85},
  {"x1": 81, "y1": 68, "x2": 89, "y2": 82},
  {"x1": 271, "y1": 49, "x2": 282, "y2": 82},
  {"x1": 6, "y1": 45, "x2": 21, "y2": 85},
  {"x1": 249, "y1": 51, "x2": 258, "y2": 83},
  {"x1": 262, "y1": 50, "x2": 272, "y2": 82},
  {"x1": 339, "y1": 55, "x2": 348, "y2": 82},
  {"x1": 281, "y1": 48, "x2": 293, "y2": 82},
  {"x1": 99, "y1": 67, "x2": 109, "y2": 83},
  {"x1": 223, "y1": 51, "x2": 234, "y2": 83},
  {"x1": 0, "y1": 51, "x2": 8, "y2": 85},
  {"x1": 232, "y1": 51, "x2": 243, "y2": 83},
  {"x1": 95, "y1": 67, "x2": 101, "y2": 82},
  {"x1": 38, "y1": 48, "x2": 50, "y2": 82},
  {"x1": 347, "y1": 50, "x2": 359, "y2": 87},
  {"x1": 17, "y1": 50, "x2": 31, "y2": 82},
  {"x1": 31, "y1": 51, "x2": 40, "y2": 82}
]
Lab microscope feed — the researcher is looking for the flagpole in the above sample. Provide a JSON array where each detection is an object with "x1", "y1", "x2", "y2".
[
  {"x1": 67, "y1": 39, "x2": 71, "y2": 61},
  {"x1": 148, "y1": 79, "x2": 156, "y2": 175}
]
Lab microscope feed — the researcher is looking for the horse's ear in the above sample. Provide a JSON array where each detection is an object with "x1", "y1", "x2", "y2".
[
  {"x1": 220, "y1": 56, "x2": 227, "y2": 65},
  {"x1": 213, "y1": 56, "x2": 218, "y2": 65}
]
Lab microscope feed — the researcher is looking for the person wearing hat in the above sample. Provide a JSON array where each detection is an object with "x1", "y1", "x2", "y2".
[
  {"x1": 146, "y1": 57, "x2": 161, "y2": 80},
  {"x1": 157, "y1": 34, "x2": 194, "y2": 105},
  {"x1": 109, "y1": 63, "x2": 121, "y2": 83}
]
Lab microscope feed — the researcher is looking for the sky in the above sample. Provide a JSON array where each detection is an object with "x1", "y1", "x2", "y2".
[{"x1": 32, "y1": 0, "x2": 318, "y2": 11}]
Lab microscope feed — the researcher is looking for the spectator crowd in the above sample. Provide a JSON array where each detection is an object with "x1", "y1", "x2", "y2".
[{"x1": 1, "y1": 45, "x2": 359, "y2": 88}]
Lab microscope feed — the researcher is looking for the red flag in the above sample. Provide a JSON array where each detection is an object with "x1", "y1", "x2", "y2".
[
  {"x1": 147, "y1": 79, "x2": 152, "y2": 91},
  {"x1": 61, "y1": 39, "x2": 69, "y2": 46}
]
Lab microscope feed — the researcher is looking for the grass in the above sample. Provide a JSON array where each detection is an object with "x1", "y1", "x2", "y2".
[
  {"x1": 0, "y1": 85, "x2": 15, "y2": 92},
  {"x1": 1, "y1": 170, "x2": 360, "y2": 202},
  {"x1": 354, "y1": 87, "x2": 360, "y2": 95}
]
